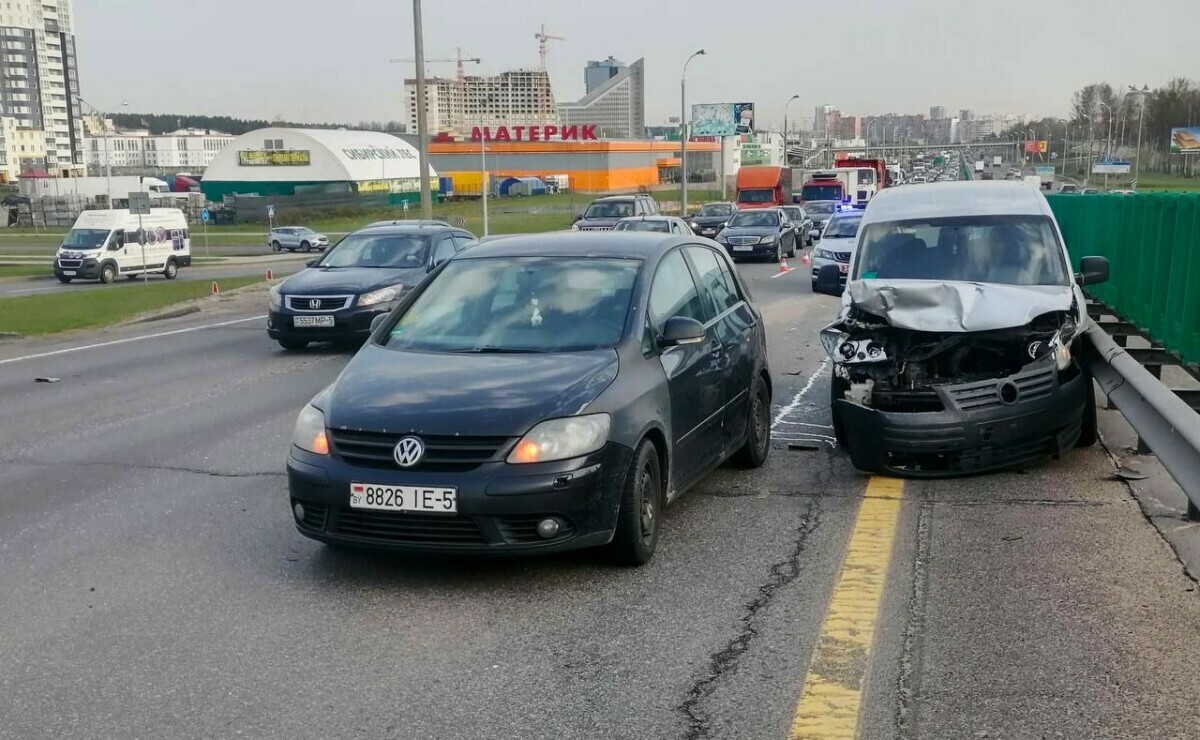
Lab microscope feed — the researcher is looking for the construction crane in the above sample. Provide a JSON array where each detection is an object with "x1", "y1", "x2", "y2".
[
  {"x1": 389, "y1": 47, "x2": 480, "y2": 82},
  {"x1": 533, "y1": 24, "x2": 564, "y2": 70}
]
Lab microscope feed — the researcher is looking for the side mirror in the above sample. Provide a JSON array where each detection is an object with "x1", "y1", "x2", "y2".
[
  {"x1": 815, "y1": 264, "x2": 842, "y2": 295},
  {"x1": 1077, "y1": 256, "x2": 1109, "y2": 286},
  {"x1": 370, "y1": 313, "x2": 389, "y2": 333},
  {"x1": 573, "y1": 214, "x2": 582, "y2": 223},
  {"x1": 658, "y1": 316, "x2": 706, "y2": 348},
  {"x1": 810, "y1": 229, "x2": 821, "y2": 241}
]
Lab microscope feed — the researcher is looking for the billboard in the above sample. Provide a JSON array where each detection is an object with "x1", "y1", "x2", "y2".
[
  {"x1": 1170, "y1": 127, "x2": 1200, "y2": 153},
  {"x1": 238, "y1": 150, "x2": 311, "y2": 166},
  {"x1": 740, "y1": 142, "x2": 768, "y2": 166},
  {"x1": 690, "y1": 102, "x2": 755, "y2": 136},
  {"x1": 1092, "y1": 161, "x2": 1132, "y2": 175},
  {"x1": 1023, "y1": 140, "x2": 1048, "y2": 154}
]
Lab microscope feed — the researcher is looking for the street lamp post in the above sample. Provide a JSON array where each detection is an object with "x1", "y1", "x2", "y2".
[
  {"x1": 1095, "y1": 101, "x2": 1114, "y2": 188},
  {"x1": 411, "y1": 0, "x2": 433, "y2": 219},
  {"x1": 680, "y1": 49, "x2": 705, "y2": 217},
  {"x1": 1128, "y1": 85, "x2": 1149, "y2": 187},
  {"x1": 782, "y1": 94, "x2": 799, "y2": 167}
]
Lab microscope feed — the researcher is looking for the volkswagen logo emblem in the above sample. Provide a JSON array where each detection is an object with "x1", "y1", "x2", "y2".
[
  {"x1": 393, "y1": 436, "x2": 425, "y2": 468},
  {"x1": 308, "y1": 298, "x2": 321, "y2": 310}
]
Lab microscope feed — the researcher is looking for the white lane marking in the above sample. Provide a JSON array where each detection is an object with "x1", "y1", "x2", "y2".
[
  {"x1": 0, "y1": 315, "x2": 267, "y2": 366},
  {"x1": 771, "y1": 357, "x2": 830, "y2": 430},
  {"x1": 773, "y1": 431, "x2": 837, "y2": 441},
  {"x1": 769, "y1": 267, "x2": 797, "y2": 279},
  {"x1": 775, "y1": 420, "x2": 835, "y2": 429},
  {"x1": 3, "y1": 287, "x2": 57, "y2": 295}
]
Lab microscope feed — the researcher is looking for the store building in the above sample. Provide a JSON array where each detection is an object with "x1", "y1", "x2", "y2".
[
  {"x1": 201, "y1": 127, "x2": 434, "y2": 201},
  {"x1": 429, "y1": 135, "x2": 717, "y2": 194}
]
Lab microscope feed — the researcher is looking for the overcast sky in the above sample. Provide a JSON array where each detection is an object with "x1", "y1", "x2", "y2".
[{"x1": 76, "y1": 0, "x2": 1196, "y2": 128}]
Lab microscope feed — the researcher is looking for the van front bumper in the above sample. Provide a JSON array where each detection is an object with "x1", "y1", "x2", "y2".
[{"x1": 54, "y1": 257, "x2": 100, "y2": 279}]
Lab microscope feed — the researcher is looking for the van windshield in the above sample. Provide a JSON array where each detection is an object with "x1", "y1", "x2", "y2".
[
  {"x1": 62, "y1": 229, "x2": 110, "y2": 249},
  {"x1": 854, "y1": 215, "x2": 1070, "y2": 286}
]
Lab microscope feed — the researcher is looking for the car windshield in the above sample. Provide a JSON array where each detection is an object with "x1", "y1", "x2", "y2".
[
  {"x1": 583, "y1": 201, "x2": 635, "y2": 219},
  {"x1": 738, "y1": 189, "x2": 775, "y2": 204},
  {"x1": 728, "y1": 211, "x2": 778, "y2": 227},
  {"x1": 824, "y1": 216, "x2": 862, "y2": 238},
  {"x1": 384, "y1": 257, "x2": 640, "y2": 353},
  {"x1": 696, "y1": 204, "x2": 733, "y2": 217},
  {"x1": 805, "y1": 202, "x2": 836, "y2": 216},
  {"x1": 61, "y1": 228, "x2": 111, "y2": 249},
  {"x1": 854, "y1": 215, "x2": 1070, "y2": 285},
  {"x1": 614, "y1": 220, "x2": 671, "y2": 233},
  {"x1": 781, "y1": 208, "x2": 804, "y2": 222},
  {"x1": 802, "y1": 184, "x2": 842, "y2": 202},
  {"x1": 317, "y1": 233, "x2": 430, "y2": 268}
]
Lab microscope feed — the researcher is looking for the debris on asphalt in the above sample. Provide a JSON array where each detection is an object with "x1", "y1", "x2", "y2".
[
  {"x1": 1115, "y1": 463, "x2": 1148, "y2": 481},
  {"x1": 34, "y1": 377, "x2": 61, "y2": 383},
  {"x1": 787, "y1": 443, "x2": 820, "y2": 451}
]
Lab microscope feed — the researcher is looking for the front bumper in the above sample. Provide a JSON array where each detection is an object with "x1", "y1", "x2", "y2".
[
  {"x1": 287, "y1": 442, "x2": 633, "y2": 554},
  {"x1": 267, "y1": 302, "x2": 393, "y2": 342},
  {"x1": 836, "y1": 361, "x2": 1087, "y2": 476},
  {"x1": 54, "y1": 257, "x2": 101, "y2": 279},
  {"x1": 721, "y1": 240, "x2": 779, "y2": 259}
]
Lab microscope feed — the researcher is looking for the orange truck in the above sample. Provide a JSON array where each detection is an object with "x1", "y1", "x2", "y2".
[{"x1": 734, "y1": 166, "x2": 793, "y2": 209}]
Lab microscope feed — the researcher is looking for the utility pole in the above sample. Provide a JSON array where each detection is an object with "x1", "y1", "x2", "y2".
[{"x1": 412, "y1": 0, "x2": 433, "y2": 218}]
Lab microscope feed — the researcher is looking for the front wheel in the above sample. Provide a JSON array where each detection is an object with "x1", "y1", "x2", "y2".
[
  {"x1": 163, "y1": 260, "x2": 178, "y2": 279},
  {"x1": 99, "y1": 263, "x2": 117, "y2": 284},
  {"x1": 301, "y1": 241, "x2": 312, "y2": 253},
  {"x1": 271, "y1": 241, "x2": 282, "y2": 252},
  {"x1": 605, "y1": 439, "x2": 663, "y2": 566},
  {"x1": 733, "y1": 375, "x2": 771, "y2": 468}
]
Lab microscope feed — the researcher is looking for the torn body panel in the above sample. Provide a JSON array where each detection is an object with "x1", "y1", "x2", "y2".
[{"x1": 825, "y1": 280, "x2": 1092, "y2": 476}]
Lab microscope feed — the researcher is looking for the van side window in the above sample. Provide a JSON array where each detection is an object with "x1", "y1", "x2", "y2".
[{"x1": 111, "y1": 230, "x2": 125, "y2": 248}]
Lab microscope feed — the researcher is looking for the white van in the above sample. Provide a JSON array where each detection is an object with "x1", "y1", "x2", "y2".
[{"x1": 54, "y1": 208, "x2": 192, "y2": 284}]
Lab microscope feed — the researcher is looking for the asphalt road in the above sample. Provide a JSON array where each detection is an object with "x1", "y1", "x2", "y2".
[{"x1": 1, "y1": 252, "x2": 1198, "y2": 739}]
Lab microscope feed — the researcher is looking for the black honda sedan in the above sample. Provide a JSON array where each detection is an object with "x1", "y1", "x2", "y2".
[
  {"x1": 267, "y1": 223, "x2": 476, "y2": 350},
  {"x1": 287, "y1": 232, "x2": 771, "y2": 565}
]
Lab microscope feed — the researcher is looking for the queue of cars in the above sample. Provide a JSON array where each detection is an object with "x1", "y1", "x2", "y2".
[{"x1": 272, "y1": 176, "x2": 1110, "y2": 564}]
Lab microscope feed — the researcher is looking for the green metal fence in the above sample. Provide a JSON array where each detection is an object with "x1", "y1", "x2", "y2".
[{"x1": 1047, "y1": 193, "x2": 1200, "y2": 364}]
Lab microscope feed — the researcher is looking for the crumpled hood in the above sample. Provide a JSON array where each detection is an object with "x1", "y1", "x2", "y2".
[{"x1": 843, "y1": 280, "x2": 1076, "y2": 332}]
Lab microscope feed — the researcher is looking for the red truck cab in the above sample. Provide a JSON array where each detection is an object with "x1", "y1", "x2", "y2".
[{"x1": 735, "y1": 166, "x2": 793, "y2": 209}]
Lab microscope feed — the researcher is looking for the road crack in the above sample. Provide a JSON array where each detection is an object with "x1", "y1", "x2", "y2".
[
  {"x1": 895, "y1": 496, "x2": 933, "y2": 740},
  {"x1": 0, "y1": 457, "x2": 285, "y2": 479},
  {"x1": 677, "y1": 499, "x2": 823, "y2": 740}
]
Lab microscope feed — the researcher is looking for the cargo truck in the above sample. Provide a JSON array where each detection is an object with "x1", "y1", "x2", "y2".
[
  {"x1": 735, "y1": 166, "x2": 793, "y2": 209},
  {"x1": 993, "y1": 156, "x2": 1003, "y2": 167}
]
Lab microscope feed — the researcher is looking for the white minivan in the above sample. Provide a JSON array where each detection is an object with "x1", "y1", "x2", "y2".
[{"x1": 54, "y1": 208, "x2": 192, "y2": 284}]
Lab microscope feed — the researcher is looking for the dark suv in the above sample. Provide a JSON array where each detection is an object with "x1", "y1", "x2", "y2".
[
  {"x1": 573, "y1": 194, "x2": 660, "y2": 231},
  {"x1": 267, "y1": 222, "x2": 476, "y2": 350}
]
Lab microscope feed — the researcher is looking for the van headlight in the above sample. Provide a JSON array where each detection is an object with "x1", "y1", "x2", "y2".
[
  {"x1": 507, "y1": 414, "x2": 611, "y2": 464},
  {"x1": 269, "y1": 283, "x2": 283, "y2": 308},
  {"x1": 291, "y1": 404, "x2": 329, "y2": 455},
  {"x1": 1054, "y1": 343, "x2": 1071, "y2": 371},
  {"x1": 359, "y1": 285, "x2": 403, "y2": 306}
]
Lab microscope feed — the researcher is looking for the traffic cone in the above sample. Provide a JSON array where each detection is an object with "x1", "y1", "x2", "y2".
[
  {"x1": 211, "y1": 281, "x2": 219, "y2": 295},
  {"x1": 265, "y1": 268, "x2": 274, "y2": 282},
  {"x1": 802, "y1": 251, "x2": 811, "y2": 265},
  {"x1": 778, "y1": 255, "x2": 789, "y2": 273}
]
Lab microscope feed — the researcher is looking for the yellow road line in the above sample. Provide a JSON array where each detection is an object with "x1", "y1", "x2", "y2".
[{"x1": 789, "y1": 476, "x2": 905, "y2": 740}]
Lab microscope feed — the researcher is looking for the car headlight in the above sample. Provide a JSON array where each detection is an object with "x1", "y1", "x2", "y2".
[
  {"x1": 269, "y1": 283, "x2": 283, "y2": 308},
  {"x1": 507, "y1": 413, "x2": 611, "y2": 464},
  {"x1": 820, "y1": 327, "x2": 849, "y2": 359},
  {"x1": 1054, "y1": 342, "x2": 1072, "y2": 371},
  {"x1": 815, "y1": 249, "x2": 836, "y2": 260},
  {"x1": 359, "y1": 285, "x2": 403, "y2": 306},
  {"x1": 690, "y1": 221, "x2": 700, "y2": 229},
  {"x1": 571, "y1": 223, "x2": 580, "y2": 231},
  {"x1": 760, "y1": 235, "x2": 776, "y2": 244},
  {"x1": 292, "y1": 404, "x2": 329, "y2": 455}
]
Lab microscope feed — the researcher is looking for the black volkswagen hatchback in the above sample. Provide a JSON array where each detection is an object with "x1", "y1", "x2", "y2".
[
  {"x1": 267, "y1": 222, "x2": 476, "y2": 350},
  {"x1": 287, "y1": 232, "x2": 771, "y2": 565}
]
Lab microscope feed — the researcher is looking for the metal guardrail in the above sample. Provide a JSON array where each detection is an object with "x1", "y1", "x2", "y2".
[{"x1": 1086, "y1": 324, "x2": 1200, "y2": 520}]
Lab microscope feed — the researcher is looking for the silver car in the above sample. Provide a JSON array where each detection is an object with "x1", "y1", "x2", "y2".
[{"x1": 269, "y1": 226, "x2": 330, "y2": 253}]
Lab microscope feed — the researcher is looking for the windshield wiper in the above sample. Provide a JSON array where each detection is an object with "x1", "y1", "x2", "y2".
[{"x1": 450, "y1": 345, "x2": 546, "y2": 354}]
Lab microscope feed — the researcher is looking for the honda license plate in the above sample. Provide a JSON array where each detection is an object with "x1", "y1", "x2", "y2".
[
  {"x1": 349, "y1": 483, "x2": 458, "y2": 513},
  {"x1": 293, "y1": 315, "x2": 334, "y2": 327}
]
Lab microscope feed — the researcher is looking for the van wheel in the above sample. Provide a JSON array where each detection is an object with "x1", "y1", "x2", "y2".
[
  {"x1": 278, "y1": 338, "x2": 309, "y2": 351},
  {"x1": 1075, "y1": 368, "x2": 1098, "y2": 447},
  {"x1": 301, "y1": 241, "x2": 312, "y2": 253},
  {"x1": 605, "y1": 439, "x2": 662, "y2": 566},
  {"x1": 99, "y1": 263, "x2": 117, "y2": 284},
  {"x1": 271, "y1": 241, "x2": 282, "y2": 252},
  {"x1": 57, "y1": 276, "x2": 72, "y2": 283},
  {"x1": 163, "y1": 260, "x2": 178, "y2": 279}
]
